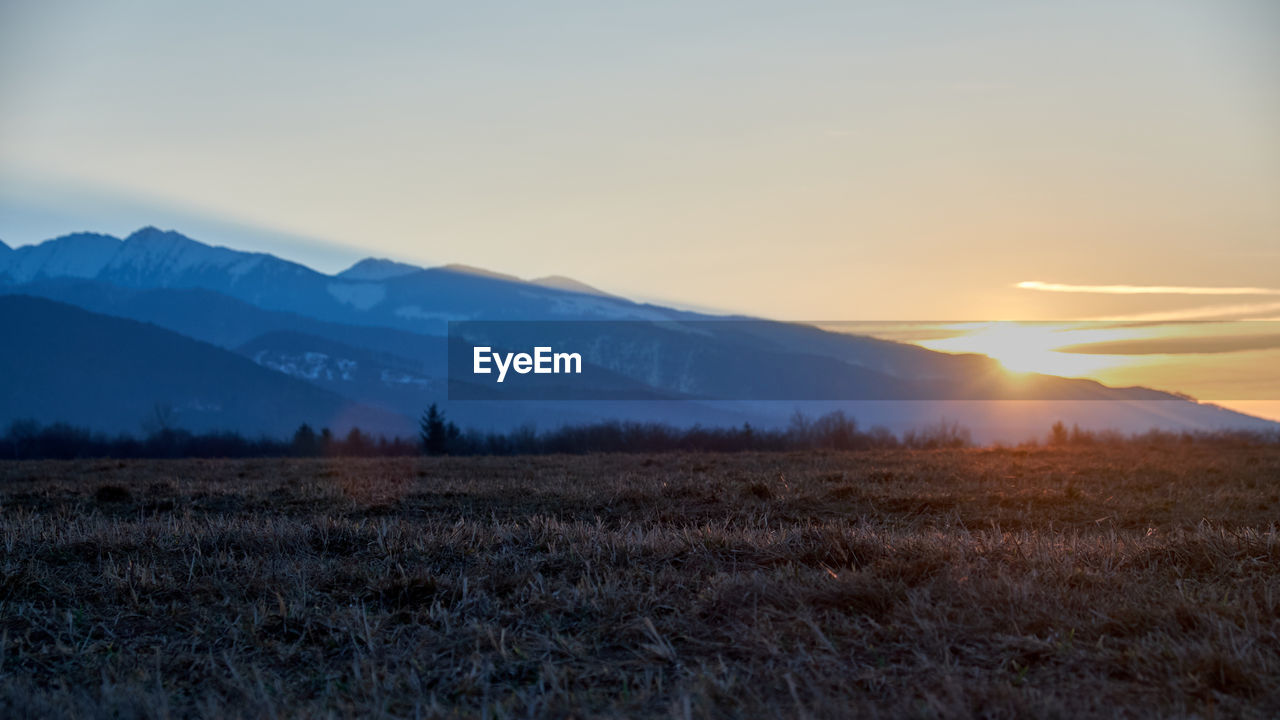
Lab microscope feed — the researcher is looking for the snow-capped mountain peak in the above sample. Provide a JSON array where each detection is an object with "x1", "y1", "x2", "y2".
[
  {"x1": 107, "y1": 226, "x2": 253, "y2": 277},
  {"x1": 0, "y1": 232, "x2": 121, "y2": 282},
  {"x1": 0, "y1": 226, "x2": 330, "y2": 294},
  {"x1": 125, "y1": 225, "x2": 189, "y2": 245},
  {"x1": 338, "y1": 257, "x2": 423, "y2": 281},
  {"x1": 1, "y1": 225, "x2": 672, "y2": 326}
]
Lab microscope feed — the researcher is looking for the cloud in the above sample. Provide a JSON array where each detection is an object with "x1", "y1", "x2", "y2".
[
  {"x1": 1058, "y1": 334, "x2": 1280, "y2": 356},
  {"x1": 1016, "y1": 281, "x2": 1280, "y2": 296},
  {"x1": 1091, "y1": 301, "x2": 1280, "y2": 323}
]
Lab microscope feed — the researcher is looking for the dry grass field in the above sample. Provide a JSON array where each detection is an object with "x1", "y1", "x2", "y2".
[{"x1": 1, "y1": 447, "x2": 1279, "y2": 718}]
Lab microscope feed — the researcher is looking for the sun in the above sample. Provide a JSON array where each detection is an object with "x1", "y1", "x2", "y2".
[{"x1": 914, "y1": 322, "x2": 1134, "y2": 378}]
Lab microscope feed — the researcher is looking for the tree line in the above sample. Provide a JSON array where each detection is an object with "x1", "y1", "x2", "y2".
[{"x1": 1, "y1": 406, "x2": 1275, "y2": 460}]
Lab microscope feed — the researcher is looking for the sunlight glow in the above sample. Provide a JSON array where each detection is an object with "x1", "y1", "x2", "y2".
[
  {"x1": 885, "y1": 321, "x2": 1280, "y2": 404},
  {"x1": 913, "y1": 322, "x2": 1141, "y2": 377}
]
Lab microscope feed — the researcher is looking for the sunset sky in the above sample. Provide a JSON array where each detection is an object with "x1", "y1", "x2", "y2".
[
  {"x1": 3, "y1": 0, "x2": 1277, "y2": 319},
  {"x1": 2, "y1": 1, "x2": 1278, "y2": 415}
]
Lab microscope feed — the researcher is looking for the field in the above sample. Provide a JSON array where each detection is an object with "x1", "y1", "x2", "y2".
[{"x1": 2, "y1": 447, "x2": 1279, "y2": 718}]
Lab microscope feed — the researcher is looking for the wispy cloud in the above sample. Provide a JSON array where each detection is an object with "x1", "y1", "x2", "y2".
[
  {"x1": 1016, "y1": 281, "x2": 1280, "y2": 296},
  {"x1": 1059, "y1": 334, "x2": 1280, "y2": 356},
  {"x1": 1091, "y1": 302, "x2": 1280, "y2": 323}
]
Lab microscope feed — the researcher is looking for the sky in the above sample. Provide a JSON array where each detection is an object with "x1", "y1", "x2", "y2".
[{"x1": 2, "y1": 0, "x2": 1278, "y2": 323}]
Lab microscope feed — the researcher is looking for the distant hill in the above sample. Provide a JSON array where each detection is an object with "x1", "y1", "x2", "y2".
[
  {"x1": 1, "y1": 278, "x2": 448, "y2": 373},
  {"x1": 235, "y1": 330, "x2": 442, "y2": 418},
  {"x1": 0, "y1": 295, "x2": 412, "y2": 437},
  {"x1": 530, "y1": 275, "x2": 617, "y2": 297},
  {"x1": 337, "y1": 258, "x2": 423, "y2": 281}
]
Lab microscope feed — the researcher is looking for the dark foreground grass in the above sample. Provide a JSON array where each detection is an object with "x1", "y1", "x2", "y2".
[{"x1": 1, "y1": 447, "x2": 1279, "y2": 718}]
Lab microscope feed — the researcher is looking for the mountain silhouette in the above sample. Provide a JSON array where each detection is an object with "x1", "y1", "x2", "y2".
[{"x1": 0, "y1": 295, "x2": 410, "y2": 436}]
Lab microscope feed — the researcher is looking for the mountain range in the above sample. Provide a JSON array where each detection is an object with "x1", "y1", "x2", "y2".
[{"x1": 0, "y1": 227, "x2": 1274, "y2": 440}]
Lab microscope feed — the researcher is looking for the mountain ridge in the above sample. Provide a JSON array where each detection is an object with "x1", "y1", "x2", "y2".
[
  {"x1": 0, "y1": 227, "x2": 613, "y2": 300},
  {"x1": 337, "y1": 257, "x2": 423, "y2": 281},
  {"x1": 0, "y1": 227, "x2": 665, "y2": 332},
  {"x1": 530, "y1": 275, "x2": 616, "y2": 297},
  {"x1": 1, "y1": 226, "x2": 1276, "y2": 440}
]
